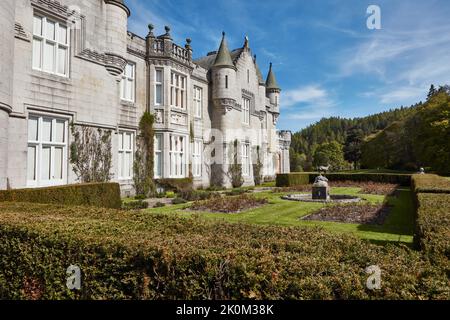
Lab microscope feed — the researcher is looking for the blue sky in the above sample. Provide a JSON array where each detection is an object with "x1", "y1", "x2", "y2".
[{"x1": 125, "y1": 0, "x2": 450, "y2": 132}]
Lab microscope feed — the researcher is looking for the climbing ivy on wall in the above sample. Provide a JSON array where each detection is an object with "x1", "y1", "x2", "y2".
[
  {"x1": 69, "y1": 124, "x2": 113, "y2": 183},
  {"x1": 227, "y1": 139, "x2": 244, "y2": 188},
  {"x1": 133, "y1": 112, "x2": 156, "y2": 197}
]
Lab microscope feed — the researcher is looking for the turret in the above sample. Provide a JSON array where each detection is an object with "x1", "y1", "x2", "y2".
[
  {"x1": 211, "y1": 32, "x2": 236, "y2": 103},
  {"x1": 104, "y1": 0, "x2": 130, "y2": 75},
  {"x1": 265, "y1": 62, "x2": 281, "y2": 110}
]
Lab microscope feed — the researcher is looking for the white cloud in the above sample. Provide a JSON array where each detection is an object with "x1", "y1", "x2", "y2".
[
  {"x1": 283, "y1": 85, "x2": 333, "y2": 108},
  {"x1": 380, "y1": 86, "x2": 426, "y2": 104}
]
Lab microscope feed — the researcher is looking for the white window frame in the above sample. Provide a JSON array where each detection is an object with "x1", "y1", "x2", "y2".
[
  {"x1": 242, "y1": 97, "x2": 250, "y2": 125},
  {"x1": 32, "y1": 14, "x2": 69, "y2": 77},
  {"x1": 27, "y1": 115, "x2": 68, "y2": 187},
  {"x1": 120, "y1": 63, "x2": 135, "y2": 102},
  {"x1": 169, "y1": 134, "x2": 186, "y2": 178},
  {"x1": 154, "y1": 134, "x2": 163, "y2": 178},
  {"x1": 118, "y1": 131, "x2": 134, "y2": 180},
  {"x1": 193, "y1": 86, "x2": 202, "y2": 118},
  {"x1": 241, "y1": 142, "x2": 250, "y2": 176},
  {"x1": 154, "y1": 69, "x2": 163, "y2": 106},
  {"x1": 170, "y1": 72, "x2": 186, "y2": 109},
  {"x1": 192, "y1": 139, "x2": 202, "y2": 177}
]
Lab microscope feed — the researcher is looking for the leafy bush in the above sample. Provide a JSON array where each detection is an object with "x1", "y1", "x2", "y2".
[
  {"x1": 414, "y1": 193, "x2": 450, "y2": 267},
  {"x1": 153, "y1": 202, "x2": 166, "y2": 208},
  {"x1": 412, "y1": 174, "x2": 450, "y2": 194},
  {"x1": 189, "y1": 194, "x2": 268, "y2": 213},
  {"x1": 179, "y1": 190, "x2": 218, "y2": 201},
  {"x1": 122, "y1": 200, "x2": 149, "y2": 210},
  {"x1": 156, "y1": 178, "x2": 193, "y2": 193},
  {"x1": 172, "y1": 197, "x2": 187, "y2": 205},
  {"x1": 276, "y1": 173, "x2": 310, "y2": 187},
  {"x1": 0, "y1": 202, "x2": 448, "y2": 299},
  {"x1": 0, "y1": 183, "x2": 121, "y2": 209}
]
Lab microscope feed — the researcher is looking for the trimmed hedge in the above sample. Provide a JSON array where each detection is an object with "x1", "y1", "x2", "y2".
[
  {"x1": 155, "y1": 178, "x2": 193, "y2": 192},
  {"x1": 0, "y1": 183, "x2": 121, "y2": 209},
  {"x1": 414, "y1": 193, "x2": 450, "y2": 267},
  {"x1": 276, "y1": 172, "x2": 411, "y2": 187},
  {"x1": 411, "y1": 174, "x2": 450, "y2": 194},
  {"x1": 0, "y1": 202, "x2": 448, "y2": 299},
  {"x1": 275, "y1": 173, "x2": 309, "y2": 187}
]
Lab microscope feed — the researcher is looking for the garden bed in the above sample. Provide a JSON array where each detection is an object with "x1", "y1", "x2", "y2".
[
  {"x1": 188, "y1": 194, "x2": 268, "y2": 213},
  {"x1": 303, "y1": 203, "x2": 391, "y2": 224}
]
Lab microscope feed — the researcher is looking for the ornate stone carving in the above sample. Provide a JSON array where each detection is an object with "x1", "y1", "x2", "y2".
[
  {"x1": 154, "y1": 110, "x2": 164, "y2": 124},
  {"x1": 170, "y1": 111, "x2": 187, "y2": 125}
]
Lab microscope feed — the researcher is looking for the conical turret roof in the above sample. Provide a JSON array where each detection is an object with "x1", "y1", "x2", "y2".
[
  {"x1": 265, "y1": 62, "x2": 280, "y2": 90},
  {"x1": 213, "y1": 32, "x2": 235, "y2": 68}
]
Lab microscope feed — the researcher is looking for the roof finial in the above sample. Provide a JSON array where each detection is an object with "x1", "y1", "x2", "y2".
[
  {"x1": 243, "y1": 35, "x2": 249, "y2": 50},
  {"x1": 147, "y1": 23, "x2": 155, "y2": 38}
]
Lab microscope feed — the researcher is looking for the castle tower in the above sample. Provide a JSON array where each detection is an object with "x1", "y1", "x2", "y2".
[
  {"x1": 104, "y1": 0, "x2": 130, "y2": 75},
  {"x1": 265, "y1": 62, "x2": 281, "y2": 112},
  {"x1": 0, "y1": 0, "x2": 15, "y2": 189},
  {"x1": 211, "y1": 32, "x2": 237, "y2": 186}
]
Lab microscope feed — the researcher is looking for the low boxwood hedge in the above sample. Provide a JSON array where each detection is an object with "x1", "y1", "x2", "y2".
[
  {"x1": 275, "y1": 173, "x2": 309, "y2": 187},
  {"x1": 411, "y1": 174, "x2": 450, "y2": 194},
  {"x1": 0, "y1": 202, "x2": 448, "y2": 299},
  {"x1": 276, "y1": 172, "x2": 411, "y2": 187},
  {"x1": 0, "y1": 183, "x2": 121, "y2": 209}
]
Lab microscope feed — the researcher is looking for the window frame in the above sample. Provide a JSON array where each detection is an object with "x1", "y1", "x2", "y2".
[
  {"x1": 154, "y1": 68, "x2": 163, "y2": 106},
  {"x1": 154, "y1": 134, "x2": 163, "y2": 178},
  {"x1": 169, "y1": 134, "x2": 186, "y2": 178},
  {"x1": 241, "y1": 142, "x2": 251, "y2": 177},
  {"x1": 242, "y1": 97, "x2": 250, "y2": 125},
  {"x1": 118, "y1": 131, "x2": 134, "y2": 180},
  {"x1": 193, "y1": 86, "x2": 202, "y2": 119},
  {"x1": 192, "y1": 139, "x2": 202, "y2": 177},
  {"x1": 120, "y1": 62, "x2": 136, "y2": 103},
  {"x1": 27, "y1": 114, "x2": 68, "y2": 187},
  {"x1": 32, "y1": 14, "x2": 70, "y2": 77},
  {"x1": 170, "y1": 72, "x2": 186, "y2": 109}
]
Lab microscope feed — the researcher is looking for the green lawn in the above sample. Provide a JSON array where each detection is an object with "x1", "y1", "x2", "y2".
[{"x1": 144, "y1": 187, "x2": 415, "y2": 245}]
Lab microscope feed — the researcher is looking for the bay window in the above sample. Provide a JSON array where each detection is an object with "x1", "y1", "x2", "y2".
[
  {"x1": 27, "y1": 115, "x2": 68, "y2": 186},
  {"x1": 169, "y1": 135, "x2": 186, "y2": 178},
  {"x1": 118, "y1": 131, "x2": 134, "y2": 179},
  {"x1": 32, "y1": 15, "x2": 69, "y2": 76},
  {"x1": 170, "y1": 73, "x2": 186, "y2": 109},
  {"x1": 155, "y1": 69, "x2": 163, "y2": 105},
  {"x1": 154, "y1": 134, "x2": 163, "y2": 178}
]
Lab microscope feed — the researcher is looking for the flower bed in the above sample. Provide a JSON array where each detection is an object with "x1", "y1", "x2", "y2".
[
  {"x1": 273, "y1": 181, "x2": 397, "y2": 195},
  {"x1": 303, "y1": 203, "x2": 391, "y2": 224},
  {"x1": 189, "y1": 194, "x2": 268, "y2": 213}
]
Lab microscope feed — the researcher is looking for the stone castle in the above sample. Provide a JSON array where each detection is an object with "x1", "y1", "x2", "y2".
[{"x1": 0, "y1": 0, "x2": 290, "y2": 194}]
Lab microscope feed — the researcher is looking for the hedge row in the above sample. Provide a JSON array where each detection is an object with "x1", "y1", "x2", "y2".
[
  {"x1": 412, "y1": 174, "x2": 450, "y2": 270},
  {"x1": 276, "y1": 172, "x2": 411, "y2": 187},
  {"x1": 411, "y1": 174, "x2": 450, "y2": 194},
  {"x1": 0, "y1": 202, "x2": 448, "y2": 299},
  {"x1": 0, "y1": 183, "x2": 121, "y2": 209}
]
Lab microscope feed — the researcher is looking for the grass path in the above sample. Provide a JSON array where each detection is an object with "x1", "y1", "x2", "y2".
[{"x1": 144, "y1": 187, "x2": 415, "y2": 245}]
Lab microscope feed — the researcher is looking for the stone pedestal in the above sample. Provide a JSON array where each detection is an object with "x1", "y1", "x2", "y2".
[{"x1": 312, "y1": 175, "x2": 330, "y2": 200}]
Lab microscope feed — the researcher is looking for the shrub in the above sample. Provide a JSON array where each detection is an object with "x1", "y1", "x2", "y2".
[
  {"x1": 189, "y1": 194, "x2": 268, "y2": 213},
  {"x1": 276, "y1": 173, "x2": 309, "y2": 187},
  {"x1": 156, "y1": 178, "x2": 193, "y2": 193},
  {"x1": 276, "y1": 173, "x2": 411, "y2": 187},
  {"x1": 172, "y1": 197, "x2": 187, "y2": 205},
  {"x1": 179, "y1": 190, "x2": 218, "y2": 201},
  {"x1": 0, "y1": 202, "x2": 448, "y2": 299},
  {"x1": 414, "y1": 193, "x2": 450, "y2": 267},
  {"x1": 153, "y1": 202, "x2": 166, "y2": 208},
  {"x1": 0, "y1": 183, "x2": 121, "y2": 209},
  {"x1": 122, "y1": 200, "x2": 149, "y2": 210},
  {"x1": 412, "y1": 174, "x2": 450, "y2": 194}
]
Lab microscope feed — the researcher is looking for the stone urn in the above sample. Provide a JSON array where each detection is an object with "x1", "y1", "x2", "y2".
[{"x1": 312, "y1": 174, "x2": 330, "y2": 200}]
